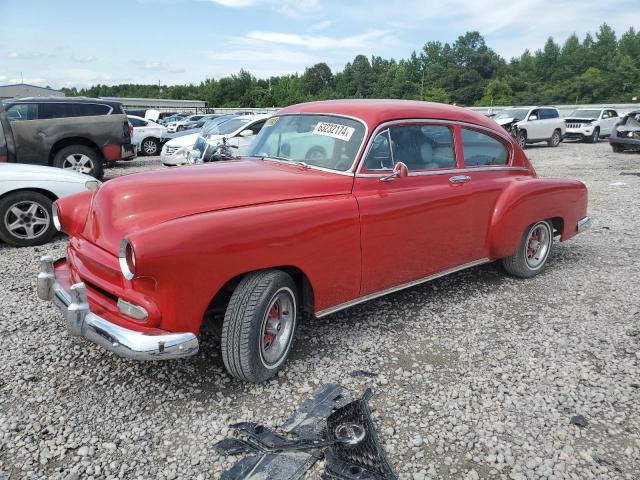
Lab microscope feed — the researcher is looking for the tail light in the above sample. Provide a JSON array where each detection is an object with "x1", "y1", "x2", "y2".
[
  {"x1": 0, "y1": 154, "x2": 7, "y2": 163},
  {"x1": 124, "y1": 121, "x2": 133, "y2": 138}
]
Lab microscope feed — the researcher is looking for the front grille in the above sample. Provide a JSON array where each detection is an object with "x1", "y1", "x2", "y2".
[
  {"x1": 164, "y1": 145, "x2": 179, "y2": 156},
  {"x1": 566, "y1": 123, "x2": 584, "y2": 129}
]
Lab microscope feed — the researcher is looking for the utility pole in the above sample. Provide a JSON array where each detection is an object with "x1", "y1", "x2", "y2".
[{"x1": 421, "y1": 67, "x2": 425, "y2": 101}]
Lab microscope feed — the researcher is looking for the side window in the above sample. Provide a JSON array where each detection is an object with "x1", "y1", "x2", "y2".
[
  {"x1": 461, "y1": 128, "x2": 509, "y2": 166},
  {"x1": 71, "y1": 103, "x2": 111, "y2": 117},
  {"x1": 528, "y1": 109, "x2": 540, "y2": 121},
  {"x1": 546, "y1": 108, "x2": 559, "y2": 119},
  {"x1": 39, "y1": 103, "x2": 73, "y2": 119},
  {"x1": 364, "y1": 130, "x2": 393, "y2": 170},
  {"x1": 388, "y1": 125, "x2": 455, "y2": 170},
  {"x1": 608, "y1": 110, "x2": 618, "y2": 118},
  {"x1": 6, "y1": 103, "x2": 37, "y2": 121}
]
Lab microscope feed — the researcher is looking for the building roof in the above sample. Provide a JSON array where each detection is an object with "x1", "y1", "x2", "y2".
[{"x1": 277, "y1": 99, "x2": 500, "y2": 131}]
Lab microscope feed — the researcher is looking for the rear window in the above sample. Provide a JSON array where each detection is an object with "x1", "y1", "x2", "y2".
[
  {"x1": 540, "y1": 108, "x2": 559, "y2": 119},
  {"x1": 72, "y1": 103, "x2": 111, "y2": 116},
  {"x1": 39, "y1": 103, "x2": 73, "y2": 119},
  {"x1": 461, "y1": 128, "x2": 508, "y2": 166}
]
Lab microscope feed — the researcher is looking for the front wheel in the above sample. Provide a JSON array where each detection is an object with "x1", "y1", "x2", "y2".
[
  {"x1": 140, "y1": 137, "x2": 160, "y2": 156},
  {"x1": 586, "y1": 127, "x2": 599, "y2": 144},
  {"x1": 222, "y1": 270, "x2": 298, "y2": 382},
  {"x1": 502, "y1": 220, "x2": 554, "y2": 278},
  {"x1": 548, "y1": 130, "x2": 561, "y2": 147},
  {"x1": 611, "y1": 143, "x2": 625, "y2": 153},
  {"x1": 517, "y1": 130, "x2": 527, "y2": 149}
]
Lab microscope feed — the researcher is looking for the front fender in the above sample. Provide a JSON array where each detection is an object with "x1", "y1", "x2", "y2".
[
  {"x1": 488, "y1": 178, "x2": 588, "y2": 259},
  {"x1": 126, "y1": 195, "x2": 362, "y2": 334}
]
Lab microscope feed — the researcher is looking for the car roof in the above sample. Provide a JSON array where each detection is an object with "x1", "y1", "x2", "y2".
[
  {"x1": 2, "y1": 96, "x2": 122, "y2": 106},
  {"x1": 277, "y1": 99, "x2": 501, "y2": 132}
]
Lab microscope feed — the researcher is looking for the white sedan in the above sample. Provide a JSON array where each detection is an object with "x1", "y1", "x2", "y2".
[
  {"x1": 128, "y1": 115, "x2": 167, "y2": 156},
  {"x1": 0, "y1": 163, "x2": 98, "y2": 247},
  {"x1": 160, "y1": 114, "x2": 270, "y2": 166}
]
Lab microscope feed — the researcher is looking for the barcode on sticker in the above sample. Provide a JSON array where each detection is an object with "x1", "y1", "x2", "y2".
[{"x1": 312, "y1": 122, "x2": 355, "y2": 142}]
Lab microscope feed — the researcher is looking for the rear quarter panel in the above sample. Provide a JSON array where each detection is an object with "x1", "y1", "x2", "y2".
[{"x1": 488, "y1": 178, "x2": 588, "y2": 259}]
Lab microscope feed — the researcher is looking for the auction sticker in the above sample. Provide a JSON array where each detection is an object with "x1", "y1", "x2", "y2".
[{"x1": 313, "y1": 122, "x2": 355, "y2": 141}]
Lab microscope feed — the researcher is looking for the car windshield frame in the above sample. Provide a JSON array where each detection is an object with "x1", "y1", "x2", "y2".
[
  {"x1": 495, "y1": 108, "x2": 529, "y2": 121},
  {"x1": 247, "y1": 113, "x2": 368, "y2": 174},
  {"x1": 569, "y1": 109, "x2": 601, "y2": 119}
]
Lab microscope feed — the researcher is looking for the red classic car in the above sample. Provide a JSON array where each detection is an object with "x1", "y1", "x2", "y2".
[{"x1": 37, "y1": 100, "x2": 590, "y2": 382}]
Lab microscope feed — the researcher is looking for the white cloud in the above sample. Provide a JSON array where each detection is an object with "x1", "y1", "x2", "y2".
[
  {"x1": 309, "y1": 20, "x2": 332, "y2": 32},
  {"x1": 135, "y1": 60, "x2": 185, "y2": 74},
  {"x1": 207, "y1": 0, "x2": 259, "y2": 6},
  {"x1": 71, "y1": 55, "x2": 97, "y2": 63},
  {"x1": 8, "y1": 77, "x2": 47, "y2": 85},
  {"x1": 245, "y1": 29, "x2": 398, "y2": 51},
  {"x1": 0, "y1": 75, "x2": 8, "y2": 82},
  {"x1": 206, "y1": 0, "x2": 322, "y2": 18},
  {"x1": 7, "y1": 51, "x2": 43, "y2": 60}
]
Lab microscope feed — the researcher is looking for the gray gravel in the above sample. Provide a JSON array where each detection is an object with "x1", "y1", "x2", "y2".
[{"x1": 1, "y1": 142, "x2": 639, "y2": 479}]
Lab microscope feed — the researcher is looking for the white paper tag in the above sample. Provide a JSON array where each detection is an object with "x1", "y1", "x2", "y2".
[{"x1": 312, "y1": 122, "x2": 355, "y2": 142}]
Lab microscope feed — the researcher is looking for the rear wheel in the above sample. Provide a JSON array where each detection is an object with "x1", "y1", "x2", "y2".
[
  {"x1": 53, "y1": 145, "x2": 104, "y2": 180},
  {"x1": 222, "y1": 270, "x2": 298, "y2": 382},
  {"x1": 502, "y1": 220, "x2": 554, "y2": 278},
  {"x1": 548, "y1": 129, "x2": 561, "y2": 147},
  {"x1": 586, "y1": 127, "x2": 600, "y2": 144},
  {"x1": 0, "y1": 191, "x2": 56, "y2": 247},
  {"x1": 517, "y1": 130, "x2": 527, "y2": 149},
  {"x1": 140, "y1": 137, "x2": 160, "y2": 156}
]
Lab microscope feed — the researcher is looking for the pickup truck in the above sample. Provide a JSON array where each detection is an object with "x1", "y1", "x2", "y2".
[{"x1": 2, "y1": 97, "x2": 136, "y2": 179}]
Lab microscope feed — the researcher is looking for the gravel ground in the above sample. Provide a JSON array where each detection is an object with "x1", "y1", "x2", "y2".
[{"x1": 1, "y1": 142, "x2": 639, "y2": 480}]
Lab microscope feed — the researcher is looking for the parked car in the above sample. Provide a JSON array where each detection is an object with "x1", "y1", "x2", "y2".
[
  {"x1": 609, "y1": 110, "x2": 640, "y2": 152},
  {"x1": 128, "y1": 115, "x2": 167, "y2": 156},
  {"x1": 161, "y1": 114, "x2": 268, "y2": 166},
  {"x1": 564, "y1": 108, "x2": 619, "y2": 143},
  {"x1": 1, "y1": 97, "x2": 135, "y2": 179},
  {"x1": 166, "y1": 114, "x2": 207, "y2": 133},
  {"x1": 494, "y1": 107, "x2": 565, "y2": 148},
  {"x1": 180, "y1": 114, "x2": 222, "y2": 131},
  {"x1": 38, "y1": 100, "x2": 590, "y2": 382},
  {"x1": 158, "y1": 113, "x2": 186, "y2": 125}
]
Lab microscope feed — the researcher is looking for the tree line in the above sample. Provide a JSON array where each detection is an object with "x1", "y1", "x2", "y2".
[{"x1": 62, "y1": 24, "x2": 640, "y2": 108}]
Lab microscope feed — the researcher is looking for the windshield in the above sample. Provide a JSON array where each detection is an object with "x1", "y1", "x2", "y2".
[
  {"x1": 248, "y1": 114, "x2": 366, "y2": 172},
  {"x1": 495, "y1": 108, "x2": 529, "y2": 121},
  {"x1": 206, "y1": 117, "x2": 251, "y2": 136},
  {"x1": 570, "y1": 109, "x2": 601, "y2": 118}
]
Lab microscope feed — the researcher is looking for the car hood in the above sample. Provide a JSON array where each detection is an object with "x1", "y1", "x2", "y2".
[
  {"x1": 81, "y1": 159, "x2": 354, "y2": 253},
  {"x1": 0, "y1": 163, "x2": 92, "y2": 183},
  {"x1": 565, "y1": 117, "x2": 596, "y2": 123},
  {"x1": 495, "y1": 117, "x2": 516, "y2": 126},
  {"x1": 165, "y1": 132, "x2": 200, "y2": 148}
]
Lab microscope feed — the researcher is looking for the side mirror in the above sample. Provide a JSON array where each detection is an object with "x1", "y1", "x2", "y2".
[
  {"x1": 380, "y1": 162, "x2": 409, "y2": 182},
  {"x1": 239, "y1": 129, "x2": 254, "y2": 137},
  {"x1": 528, "y1": 115, "x2": 538, "y2": 121}
]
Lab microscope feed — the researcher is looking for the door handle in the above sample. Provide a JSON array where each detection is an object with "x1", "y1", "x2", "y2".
[{"x1": 449, "y1": 175, "x2": 471, "y2": 184}]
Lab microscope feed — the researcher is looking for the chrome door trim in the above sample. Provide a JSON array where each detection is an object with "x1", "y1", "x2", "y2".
[
  {"x1": 355, "y1": 166, "x2": 529, "y2": 178},
  {"x1": 315, "y1": 258, "x2": 490, "y2": 318},
  {"x1": 355, "y1": 118, "x2": 515, "y2": 176}
]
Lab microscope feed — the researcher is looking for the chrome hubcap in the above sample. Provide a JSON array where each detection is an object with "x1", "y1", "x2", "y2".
[
  {"x1": 143, "y1": 140, "x2": 157, "y2": 154},
  {"x1": 260, "y1": 288, "x2": 296, "y2": 368},
  {"x1": 63, "y1": 154, "x2": 94, "y2": 174},
  {"x1": 525, "y1": 223, "x2": 551, "y2": 269},
  {"x1": 4, "y1": 201, "x2": 50, "y2": 239}
]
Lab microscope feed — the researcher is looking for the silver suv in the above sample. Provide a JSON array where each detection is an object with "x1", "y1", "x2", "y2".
[
  {"x1": 565, "y1": 107, "x2": 619, "y2": 143},
  {"x1": 494, "y1": 107, "x2": 565, "y2": 148}
]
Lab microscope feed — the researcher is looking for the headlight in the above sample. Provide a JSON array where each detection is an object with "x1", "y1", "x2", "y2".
[
  {"x1": 118, "y1": 238, "x2": 136, "y2": 280},
  {"x1": 85, "y1": 180, "x2": 101, "y2": 191},
  {"x1": 52, "y1": 202, "x2": 61, "y2": 231}
]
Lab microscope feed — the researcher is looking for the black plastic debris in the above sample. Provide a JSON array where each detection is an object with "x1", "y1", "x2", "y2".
[
  {"x1": 570, "y1": 414, "x2": 588, "y2": 428},
  {"x1": 214, "y1": 384, "x2": 397, "y2": 480},
  {"x1": 350, "y1": 370, "x2": 378, "y2": 378}
]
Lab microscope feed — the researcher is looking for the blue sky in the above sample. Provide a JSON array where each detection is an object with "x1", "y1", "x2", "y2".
[{"x1": 1, "y1": 0, "x2": 639, "y2": 89}]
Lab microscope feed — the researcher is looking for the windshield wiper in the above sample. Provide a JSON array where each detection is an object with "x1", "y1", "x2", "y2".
[{"x1": 259, "y1": 155, "x2": 309, "y2": 169}]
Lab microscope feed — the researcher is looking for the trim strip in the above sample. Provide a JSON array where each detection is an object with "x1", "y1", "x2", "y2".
[
  {"x1": 355, "y1": 166, "x2": 529, "y2": 178},
  {"x1": 315, "y1": 258, "x2": 490, "y2": 318}
]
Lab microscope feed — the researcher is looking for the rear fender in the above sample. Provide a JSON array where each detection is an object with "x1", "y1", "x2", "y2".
[{"x1": 488, "y1": 179, "x2": 588, "y2": 259}]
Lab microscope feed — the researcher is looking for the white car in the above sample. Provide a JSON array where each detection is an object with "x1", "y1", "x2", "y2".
[
  {"x1": 564, "y1": 107, "x2": 619, "y2": 143},
  {"x1": 0, "y1": 163, "x2": 99, "y2": 247},
  {"x1": 128, "y1": 115, "x2": 167, "y2": 156},
  {"x1": 494, "y1": 107, "x2": 566, "y2": 148},
  {"x1": 161, "y1": 114, "x2": 270, "y2": 166},
  {"x1": 166, "y1": 114, "x2": 206, "y2": 133}
]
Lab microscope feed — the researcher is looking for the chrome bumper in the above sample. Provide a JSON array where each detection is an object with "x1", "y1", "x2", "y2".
[
  {"x1": 577, "y1": 216, "x2": 591, "y2": 233},
  {"x1": 37, "y1": 256, "x2": 199, "y2": 360}
]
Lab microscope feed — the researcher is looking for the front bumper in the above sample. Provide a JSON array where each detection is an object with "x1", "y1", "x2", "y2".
[{"x1": 37, "y1": 256, "x2": 199, "y2": 360}]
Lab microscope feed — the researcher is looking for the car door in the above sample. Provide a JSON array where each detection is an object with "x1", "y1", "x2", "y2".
[
  {"x1": 5, "y1": 102, "x2": 48, "y2": 165},
  {"x1": 457, "y1": 127, "x2": 518, "y2": 260},
  {"x1": 524, "y1": 109, "x2": 543, "y2": 140},
  {"x1": 353, "y1": 122, "x2": 478, "y2": 295},
  {"x1": 605, "y1": 110, "x2": 618, "y2": 135}
]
